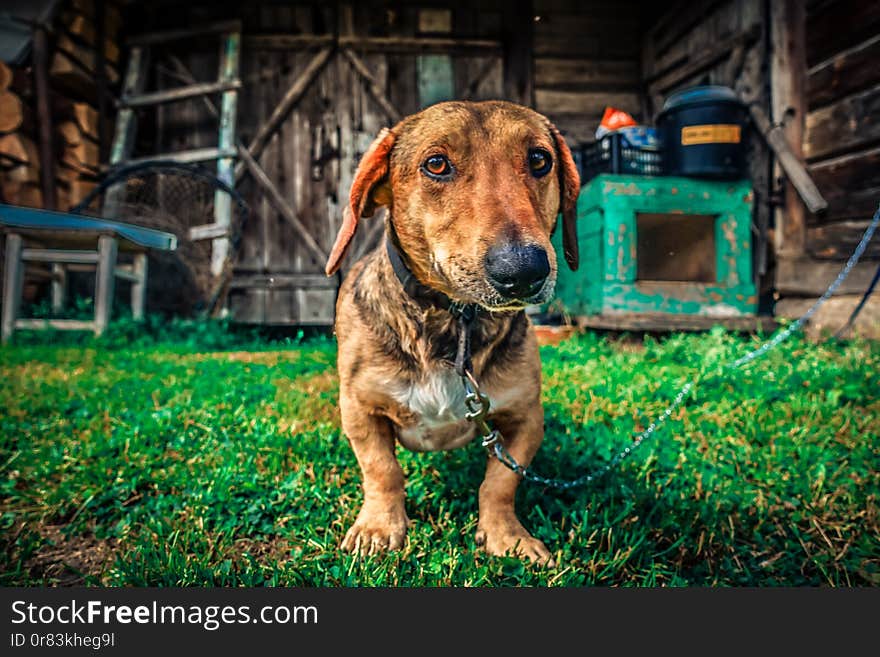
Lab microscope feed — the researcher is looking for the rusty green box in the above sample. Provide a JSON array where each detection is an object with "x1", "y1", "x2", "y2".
[{"x1": 549, "y1": 174, "x2": 757, "y2": 318}]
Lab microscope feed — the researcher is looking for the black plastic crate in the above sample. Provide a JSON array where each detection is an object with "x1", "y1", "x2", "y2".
[{"x1": 576, "y1": 132, "x2": 663, "y2": 182}]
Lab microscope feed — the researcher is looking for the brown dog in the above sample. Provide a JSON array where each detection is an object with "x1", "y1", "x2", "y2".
[{"x1": 325, "y1": 100, "x2": 580, "y2": 563}]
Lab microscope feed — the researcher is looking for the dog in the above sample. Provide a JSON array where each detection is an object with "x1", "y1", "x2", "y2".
[{"x1": 325, "y1": 100, "x2": 580, "y2": 563}]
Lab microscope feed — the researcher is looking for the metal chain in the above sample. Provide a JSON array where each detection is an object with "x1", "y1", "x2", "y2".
[{"x1": 463, "y1": 203, "x2": 880, "y2": 490}]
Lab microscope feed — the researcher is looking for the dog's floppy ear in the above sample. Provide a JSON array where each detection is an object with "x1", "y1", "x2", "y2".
[
  {"x1": 325, "y1": 128, "x2": 396, "y2": 276},
  {"x1": 549, "y1": 123, "x2": 581, "y2": 271}
]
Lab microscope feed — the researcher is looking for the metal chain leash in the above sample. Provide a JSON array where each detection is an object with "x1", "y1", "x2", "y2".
[{"x1": 460, "y1": 203, "x2": 880, "y2": 490}]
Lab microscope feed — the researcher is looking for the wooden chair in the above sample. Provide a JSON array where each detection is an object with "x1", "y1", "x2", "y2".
[{"x1": 1, "y1": 204, "x2": 177, "y2": 343}]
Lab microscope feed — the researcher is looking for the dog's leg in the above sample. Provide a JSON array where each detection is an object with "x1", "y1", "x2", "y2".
[
  {"x1": 475, "y1": 407, "x2": 554, "y2": 566},
  {"x1": 340, "y1": 408, "x2": 409, "y2": 555}
]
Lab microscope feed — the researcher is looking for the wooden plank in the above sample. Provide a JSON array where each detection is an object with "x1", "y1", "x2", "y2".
[
  {"x1": 131, "y1": 252, "x2": 147, "y2": 320},
  {"x1": 93, "y1": 234, "x2": 117, "y2": 335},
  {"x1": 502, "y1": 0, "x2": 533, "y2": 105},
  {"x1": 805, "y1": 84, "x2": 880, "y2": 161},
  {"x1": 775, "y1": 255, "x2": 878, "y2": 295},
  {"x1": 188, "y1": 223, "x2": 231, "y2": 241},
  {"x1": 15, "y1": 318, "x2": 96, "y2": 331},
  {"x1": 0, "y1": 61, "x2": 11, "y2": 92},
  {"x1": 534, "y1": 58, "x2": 640, "y2": 91},
  {"x1": 805, "y1": 0, "x2": 880, "y2": 67},
  {"x1": 808, "y1": 145, "x2": 880, "y2": 223},
  {"x1": 126, "y1": 147, "x2": 238, "y2": 165},
  {"x1": 1, "y1": 233, "x2": 23, "y2": 343},
  {"x1": 121, "y1": 80, "x2": 242, "y2": 108},
  {"x1": 212, "y1": 31, "x2": 240, "y2": 281},
  {"x1": 113, "y1": 267, "x2": 139, "y2": 282},
  {"x1": 807, "y1": 220, "x2": 880, "y2": 260},
  {"x1": 770, "y1": 0, "x2": 808, "y2": 258},
  {"x1": 229, "y1": 273, "x2": 338, "y2": 289},
  {"x1": 748, "y1": 103, "x2": 827, "y2": 214},
  {"x1": 109, "y1": 46, "x2": 148, "y2": 166},
  {"x1": 234, "y1": 46, "x2": 333, "y2": 182},
  {"x1": 535, "y1": 90, "x2": 642, "y2": 119},
  {"x1": 127, "y1": 20, "x2": 243, "y2": 46},
  {"x1": 807, "y1": 33, "x2": 880, "y2": 109},
  {"x1": 51, "y1": 263, "x2": 67, "y2": 312},
  {"x1": 237, "y1": 143, "x2": 328, "y2": 265},
  {"x1": 341, "y1": 48, "x2": 402, "y2": 122},
  {"x1": 246, "y1": 35, "x2": 502, "y2": 56},
  {"x1": 647, "y1": 24, "x2": 761, "y2": 94},
  {"x1": 21, "y1": 248, "x2": 99, "y2": 264}
]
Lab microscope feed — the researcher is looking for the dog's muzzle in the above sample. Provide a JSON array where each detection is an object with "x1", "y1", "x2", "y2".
[{"x1": 484, "y1": 243, "x2": 550, "y2": 301}]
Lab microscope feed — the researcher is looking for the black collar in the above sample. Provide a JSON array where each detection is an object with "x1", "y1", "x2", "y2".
[
  {"x1": 385, "y1": 232, "x2": 477, "y2": 323},
  {"x1": 385, "y1": 230, "x2": 479, "y2": 377}
]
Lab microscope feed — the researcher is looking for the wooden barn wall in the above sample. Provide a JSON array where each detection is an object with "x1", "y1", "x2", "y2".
[
  {"x1": 802, "y1": 0, "x2": 880, "y2": 262},
  {"x1": 532, "y1": 0, "x2": 643, "y2": 145},
  {"x1": 126, "y1": 0, "x2": 660, "y2": 325},
  {"x1": 640, "y1": 0, "x2": 772, "y2": 292}
]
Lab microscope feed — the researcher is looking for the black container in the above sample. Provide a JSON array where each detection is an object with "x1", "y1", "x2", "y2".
[
  {"x1": 577, "y1": 131, "x2": 663, "y2": 182},
  {"x1": 656, "y1": 85, "x2": 748, "y2": 179}
]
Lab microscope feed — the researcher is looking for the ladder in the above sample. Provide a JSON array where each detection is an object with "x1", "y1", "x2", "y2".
[{"x1": 107, "y1": 19, "x2": 241, "y2": 278}]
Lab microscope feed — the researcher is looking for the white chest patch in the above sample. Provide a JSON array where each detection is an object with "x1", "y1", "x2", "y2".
[{"x1": 388, "y1": 368, "x2": 475, "y2": 452}]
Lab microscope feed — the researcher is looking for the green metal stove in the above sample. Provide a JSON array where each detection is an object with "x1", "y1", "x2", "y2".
[{"x1": 549, "y1": 174, "x2": 757, "y2": 323}]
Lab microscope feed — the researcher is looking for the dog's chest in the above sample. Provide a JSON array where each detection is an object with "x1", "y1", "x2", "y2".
[{"x1": 388, "y1": 368, "x2": 478, "y2": 452}]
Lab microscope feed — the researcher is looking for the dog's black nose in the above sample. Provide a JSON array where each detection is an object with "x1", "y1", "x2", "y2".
[{"x1": 484, "y1": 244, "x2": 550, "y2": 299}]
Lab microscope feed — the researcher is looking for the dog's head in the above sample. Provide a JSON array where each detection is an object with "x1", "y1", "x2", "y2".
[{"x1": 325, "y1": 101, "x2": 580, "y2": 311}]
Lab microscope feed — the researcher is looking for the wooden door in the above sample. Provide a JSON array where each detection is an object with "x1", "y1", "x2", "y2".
[{"x1": 228, "y1": 7, "x2": 504, "y2": 325}]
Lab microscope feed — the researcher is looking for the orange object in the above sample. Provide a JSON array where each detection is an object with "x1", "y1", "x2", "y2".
[{"x1": 597, "y1": 107, "x2": 637, "y2": 138}]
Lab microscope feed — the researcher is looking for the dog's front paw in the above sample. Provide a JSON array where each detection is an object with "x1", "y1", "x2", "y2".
[
  {"x1": 475, "y1": 515, "x2": 554, "y2": 566},
  {"x1": 341, "y1": 503, "x2": 410, "y2": 556}
]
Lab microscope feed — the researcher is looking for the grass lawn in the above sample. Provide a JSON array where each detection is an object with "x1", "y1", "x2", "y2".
[{"x1": 1, "y1": 320, "x2": 878, "y2": 586}]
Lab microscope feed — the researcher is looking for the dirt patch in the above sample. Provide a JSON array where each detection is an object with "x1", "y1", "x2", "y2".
[{"x1": 24, "y1": 524, "x2": 117, "y2": 586}]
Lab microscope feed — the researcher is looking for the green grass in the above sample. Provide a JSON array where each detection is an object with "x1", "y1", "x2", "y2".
[{"x1": 1, "y1": 319, "x2": 878, "y2": 586}]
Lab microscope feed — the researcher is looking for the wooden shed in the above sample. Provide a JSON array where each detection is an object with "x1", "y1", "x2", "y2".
[{"x1": 2, "y1": 0, "x2": 878, "y2": 333}]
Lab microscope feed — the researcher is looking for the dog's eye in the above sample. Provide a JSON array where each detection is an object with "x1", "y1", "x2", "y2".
[
  {"x1": 528, "y1": 148, "x2": 553, "y2": 178},
  {"x1": 421, "y1": 154, "x2": 452, "y2": 179}
]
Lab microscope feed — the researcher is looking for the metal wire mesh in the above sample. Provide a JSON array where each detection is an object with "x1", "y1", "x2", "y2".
[{"x1": 70, "y1": 161, "x2": 249, "y2": 315}]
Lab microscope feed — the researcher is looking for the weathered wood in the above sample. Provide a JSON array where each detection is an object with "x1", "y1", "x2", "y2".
[
  {"x1": 127, "y1": 20, "x2": 243, "y2": 46},
  {"x1": 775, "y1": 294, "x2": 880, "y2": 339},
  {"x1": 234, "y1": 46, "x2": 333, "y2": 182},
  {"x1": 807, "y1": 33, "x2": 880, "y2": 109},
  {"x1": 775, "y1": 255, "x2": 878, "y2": 295},
  {"x1": 131, "y1": 252, "x2": 147, "y2": 320},
  {"x1": 805, "y1": 84, "x2": 880, "y2": 161},
  {"x1": 237, "y1": 143, "x2": 328, "y2": 265},
  {"x1": 748, "y1": 103, "x2": 827, "y2": 214},
  {"x1": 188, "y1": 223, "x2": 231, "y2": 241},
  {"x1": 0, "y1": 91, "x2": 23, "y2": 133},
  {"x1": 94, "y1": 234, "x2": 117, "y2": 335},
  {"x1": 21, "y1": 248, "x2": 99, "y2": 264},
  {"x1": 805, "y1": 0, "x2": 880, "y2": 67},
  {"x1": 109, "y1": 46, "x2": 148, "y2": 166},
  {"x1": 807, "y1": 220, "x2": 880, "y2": 260},
  {"x1": 51, "y1": 263, "x2": 67, "y2": 313},
  {"x1": 121, "y1": 80, "x2": 242, "y2": 108},
  {"x1": 534, "y1": 57, "x2": 640, "y2": 91},
  {"x1": 1, "y1": 233, "x2": 23, "y2": 343},
  {"x1": 808, "y1": 145, "x2": 880, "y2": 223},
  {"x1": 535, "y1": 90, "x2": 642, "y2": 118},
  {"x1": 212, "y1": 31, "x2": 241, "y2": 280},
  {"x1": 15, "y1": 318, "x2": 96, "y2": 331},
  {"x1": 342, "y1": 48, "x2": 402, "y2": 122},
  {"x1": 229, "y1": 273, "x2": 338, "y2": 289},
  {"x1": 33, "y1": 26, "x2": 57, "y2": 210},
  {"x1": 126, "y1": 147, "x2": 238, "y2": 166},
  {"x1": 502, "y1": 0, "x2": 534, "y2": 106},
  {"x1": 771, "y1": 0, "x2": 808, "y2": 258},
  {"x1": 246, "y1": 35, "x2": 502, "y2": 56},
  {"x1": 647, "y1": 24, "x2": 761, "y2": 94}
]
